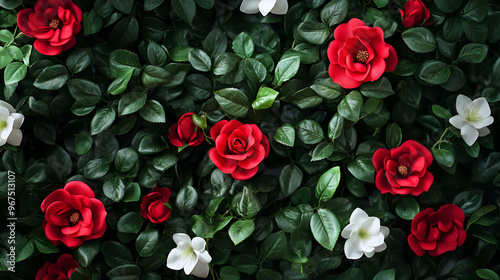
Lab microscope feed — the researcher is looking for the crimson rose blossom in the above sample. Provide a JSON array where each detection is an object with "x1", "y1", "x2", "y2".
[
  {"x1": 17, "y1": 0, "x2": 82, "y2": 56},
  {"x1": 167, "y1": 113, "x2": 204, "y2": 147},
  {"x1": 140, "y1": 186, "x2": 172, "y2": 224},
  {"x1": 373, "y1": 140, "x2": 433, "y2": 196},
  {"x1": 400, "y1": 0, "x2": 432, "y2": 28},
  {"x1": 408, "y1": 204, "x2": 466, "y2": 256},
  {"x1": 41, "y1": 181, "x2": 107, "y2": 248},
  {"x1": 209, "y1": 120, "x2": 270, "y2": 181},
  {"x1": 327, "y1": 18, "x2": 398, "y2": 89},
  {"x1": 35, "y1": 254, "x2": 79, "y2": 280}
]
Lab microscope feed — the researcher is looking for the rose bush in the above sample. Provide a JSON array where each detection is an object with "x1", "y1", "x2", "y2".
[
  {"x1": 140, "y1": 186, "x2": 172, "y2": 224},
  {"x1": 41, "y1": 181, "x2": 107, "y2": 248},
  {"x1": 408, "y1": 204, "x2": 467, "y2": 256},
  {"x1": 327, "y1": 18, "x2": 398, "y2": 89},
  {"x1": 35, "y1": 254, "x2": 79, "y2": 280}
]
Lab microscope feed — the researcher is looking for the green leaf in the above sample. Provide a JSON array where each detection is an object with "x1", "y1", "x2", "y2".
[
  {"x1": 418, "y1": 60, "x2": 451, "y2": 85},
  {"x1": 213, "y1": 53, "x2": 241, "y2": 76},
  {"x1": 457, "y1": 43, "x2": 489, "y2": 63},
  {"x1": 462, "y1": 0, "x2": 489, "y2": 22},
  {"x1": 118, "y1": 212, "x2": 143, "y2": 233},
  {"x1": 28, "y1": 96, "x2": 50, "y2": 116},
  {"x1": 203, "y1": 28, "x2": 227, "y2": 57},
  {"x1": 279, "y1": 164, "x2": 303, "y2": 197},
  {"x1": 83, "y1": 10, "x2": 102, "y2": 35},
  {"x1": 374, "y1": 269, "x2": 396, "y2": 280},
  {"x1": 396, "y1": 197, "x2": 420, "y2": 220},
  {"x1": 91, "y1": 106, "x2": 116, "y2": 135},
  {"x1": 310, "y1": 208, "x2": 340, "y2": 250},
  {"x1": 477, "y1": 269, "x2": 500, "y2": 280},
  {"x1": 214, "y1": 88, "x2": 250, "y2": 117},
  {"x1": 328, "y1": 113, "x2": 344, "y2": 141},
  {"x1": 101, "y1": 241, "x2": 134, "y2": 268},
  {"x1": 74, "y1": 240, "x2": 100, "y2": 267},
  {"x1": 315, "y1": 166, "x2": 341, "y2": 201},
  {"x1": 297, "y1": 20, "x2": 329, "y2": 45},
  {"x1": 229, "y1": 220, "x2": 255, "y2": 245},
  {"x1": 244, "y1": 58, "x2": 267, "y2": 83},
  {"x1": 84, "y1": 158, "x2": 110, "y2": 180},
  {"x1": 140, "y1": 100, "x2": 166, "y2": 123},
  {"x1": 274, "y1": 56, "x2": 300, "y2": 86},
  {"x1": 188, "y1": 49, "x2": 212, "y2": 72},
  {"x1": 320, "y1": 0, "x2": 348, "y2": 26},
  {"x1": 312, "y1": 142, "x2": 334, "y2": 161},
  {"x1": 111, "y1": 0, "x2": 133, "y2": 14},
  {"x1": 432, "y1": 148, "x2": 455, "y2": 167},
  {"x1": 171, "y1": 0, "x2": 196, "y2": 24},
  {"x1": 274, "y1": 124, "x2": 295, "y2": 147},
  {"x1": 175, "y1": 185, "x2": 198, "y2": 216},
  {"x1": 146, "y1": 42, "x2": 168, "y2": 66},
  {"x1": 31, "y1": 228, "x2": 59, "y2": 254},
  {"x1": 114, "y1": 147, "x2": 139, "y2": 174},
  {"x1": 402, "y1": 27, "x2": 437, "y2": 53},
  {"x1": 386, "y1": 122, "x2": 402, "y2": 148},
  {"x1": 118, "y1": 91, "x2": 147, "y2": 116},
  {"x1": 74, "y1": 130, "x2": 92, "y2": 156},
  {"x1": 467, "y1": 205, "x2": 497, "y2": 230},
  {"x1": 432, "y1": 104, "x2": 452, "y2": 119},
  {"x1": 67, "y1": 79, "x2": 102, "y2": 106},
  {"x1": 106, "y1": 264, "x2": 141, "y2": 280},
  {"x1": 103, "y1": 176, "x2": 126, "y2": 202},
  {"x1": 0, "y1": 29, "x2": 13, "y2": 43},
  {"x1": 4, "y1": 62, "x2": 27, "y2": 85},
  {"x1": 109, "y1": 49, "x2": 141, "y2": 78},
  {"x1": 144, "y1": 0, "x2": 164, "y2": 10},
  {"x1": 32, "y1": 64, "x2": 69, "y2": 91},
  {"x1": 0, "y1": 0, "x2": 22, "y2": 10},
  {"x1": 236, "y1": 187, "x2": 262, "y2": 219},
  {"x1": 256, "y1": 269, "x2": 283, "y2": 280},
  {"x1": 253, "y1": 87, "x2": 278, "y2": 110},
  {"x1": 108, "y1": 68, "x2": 133, "y2": 95},
  {"x1": 434, "y1": 0, "x2": 462, "y2": 13},
  {"x1": 296, "y1": 119, "x2": 324, "y2": 145},
  {"x1": 220, "y1": 266, "x2": 241, "y2": 280},
  {"x1": 360, "y1": 77, "x2": 395, "y2": 98},
  {"x1": 337, "y1": 91, "x2": 363, "y2": 122},
  {"x1": 232, "y1": 32, "x2": 254, "y2": 58},
  {"x1": 136, "y1": 229, "x2": 159, "y2": 257},
  {"x1": 462, "y1": 20, "x2": 488, "y2": 43},
  {"x1": 66, "y1": 48, "x2": 91, "y2": 74},
  {"x1": 0, "y1": 47, "x2": 13, "y2": 69},
  {"x1": 260, "y1": 231, "x2": 287, "y2": 260},
  {"x1": 373, "y1": 0, "x2": 389, "y2": 8},
  {"x1": 310, "y1": 78, "x2": 343, "y2": 100},
  {"x1": 110, "y1": 16, "x2": 139, "y2": 48},
  {"x1": 347, "y1": 156, "x2": 375, "y2": 183}
]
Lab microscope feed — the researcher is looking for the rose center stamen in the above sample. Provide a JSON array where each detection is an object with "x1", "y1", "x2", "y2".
[
  {"x1": 69, "y1": 211, "x2": 81, "y2": 225},
  {"x1": 356, "y1": 50, "x2": 369, "y2": 63},
  {"x1": 49, "y1": 19, "x2": 61, "y2": 29},
  {"x1": 398, "y1": 165, "x2": 409, "y2": 177}
]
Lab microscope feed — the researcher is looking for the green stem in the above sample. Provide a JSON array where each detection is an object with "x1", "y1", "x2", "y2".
[{"x1": 432, "y1": 128, "x2": 449, "y2": 150}]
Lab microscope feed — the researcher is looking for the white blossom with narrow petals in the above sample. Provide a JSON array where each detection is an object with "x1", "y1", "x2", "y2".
[
  {"x1": 0, "y1": 100, "x2": 24, "y2": 147},
  {"x1": 449, "y1": 94, "x2": 494, "y2": 146},
  {"x1": 341, "y1": 208, "x2": 390, "y2": 260},
  {"x1": 167, "y1": 233, "x2": 212, "y2": 278},
  {"x1": 240, "y1": 0, "x2": 288, "y2": 16}
]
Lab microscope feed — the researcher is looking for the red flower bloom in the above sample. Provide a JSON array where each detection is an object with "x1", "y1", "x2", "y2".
[
  {"x1": 140, "y1": 186, "x2": 172, "y2": 224},
  {"x1": 327, "y1": 18, "x2": 398, "y2": 89},
  {"x1": 209, "y1": 120, "x2": 270, "y2": 181},
  {"x1": 168, "y1": 113, "x2": 205, "y2": 147},
  {"x1": 400, "y1": 0, "x2": 432, "y2": 28},
  {"x1": 17, "y1": 0, "x2": 83, "y2": 56},
  {"x1": 372, "y1": 140, "x2": 433, "y2": 196},
  {"x1": 36, "y1": 254, "x2": 79, "y2": 280},
  {"x1": 408, "y1": 204, "x2": 466, "y2": 256},
  {"x1": 41, "y1": 181, "x2": 107, "y2": 248}
]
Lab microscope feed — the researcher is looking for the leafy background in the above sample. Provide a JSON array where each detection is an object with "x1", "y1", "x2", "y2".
[{"x1": 1, "y1": 0, "x2": 500, "y2": 279}]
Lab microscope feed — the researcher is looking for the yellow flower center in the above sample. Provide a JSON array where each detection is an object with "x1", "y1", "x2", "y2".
[
  {"x1": 356, "y1": 50, "x2": 369, "y2": 63},
  {"x1": 465, "y1": 107, "x2": 481, "y2": 122},
  {"x1": 49, "y1": 19, "x2": 61, "y2": 29},
  {"x1": 358, "y1": 229, "x2": 369, "y2": 239},
  {"x1": 0, "y1": 120, "x2": 7, "y2": 130}
]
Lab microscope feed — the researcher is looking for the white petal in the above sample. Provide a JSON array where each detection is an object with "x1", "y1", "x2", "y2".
[
  {"x1": 365, "y1": 232, "x2": 385, "y2": 247},
  {"x1": 341, "y1": 223, "x2": 358, "y2": 239},
  {"x1": 471, "y1": 116, "x2": 494, "y2": 129},
  {"x1": 380, "y1": 226, "x2": 390, "y2": 238},
  {"x1": 350, "y1": 208, "x2": 369, "y2": 224},
  {"x1": 197, "y1": 250, "x2": 212, "y2": 264},
  {"x1": 270, "y1": 0, "x2": 288, "y2": 14},
  {"x1": 167, "y1": 248, "x2": 189, "y2": 270},
  {"x1": 0, "y1": 107, "x2": 9, "y2": 120},
  {"x1": 1, "y1": 117, "x2": 14, "y2": 142},
  {"x1": 344, "y1": 239, "x2": 363, "y2": 260},
  {"x1": 478, "y1": 127, "x2": 490, "y2": 137},
  {"x1": 7, "y1": 128, "x2": 22, "y2": 146},
  {"x1": 191, "y1": 237, "x2": 206, "y2": 252},
  {"x1": 461, "y1": 125, "x2": 479, "y2": 146},
  {"x1": 359, "y1": 239, "x2": 375, "y2": 253},
  {"x1": 10, "y1": 113, "x2": 24, "y2": 128},
  {"x1": 456, "y1": 94, "x2": 472, "y2": 116},
  {"x1": 374, "y1": 242, "x2": 387, "y2": 253},
  {"x1": 240, "y1": 0, "x2": 260, "y2": 14},
  {"x1": 364, "y1": 250, "x2": 375, "y2": 258},
  {"x1": 173, "y1": 233, "x2": 192, "y2": 246},
  {"x1": 0, "y1": 101, "x2": 15, "y2": 114},
  {"x1": 360, "y1": 217, "x2": 380, "y2": 236},
  {"x1": 259, "y1": 0, "x2": 277, "y2": 16},
  {"x1": 0, "y1": 137, "x2": 6, "y2": 146},
  {"x1": 191, "y1": 261, "x2": 210, "y2": 278},
  {"x1": 449, "y1": 115, "x2": 467, "y2": 129},
  {"x1": 183, "y1": 253, "x2": 199, "y2": 275},
  {"x1": 470, "y1": 97, "x2": 491, "y2": 117}
]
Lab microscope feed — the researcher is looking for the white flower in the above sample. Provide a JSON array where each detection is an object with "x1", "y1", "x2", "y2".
[
  {"x1": 240, "y1": 0, "x2": 288, "y2": 16},
  {"x1": 341, "y1": 208, "x2": 389, "y2": 260},
  {"x1": 167, "y1": 233, "x2": 212, "y2": 278},
  {"x1": 449, "y1": 94, "x2": 494, "y2": 146},
  {"x1": 0, "y1": 100, "x2": 24, "y2": 147}
]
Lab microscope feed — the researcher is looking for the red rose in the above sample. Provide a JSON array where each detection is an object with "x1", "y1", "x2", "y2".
[
  {"x1": 140, "y1": 186, "x2": 172, "y2": 224},
  {"x1": 372, "y1": 140, "x2": 433, "y2": 196},
  {"x1": 209, "y1": 120, "x2": 270, "y2": 181},
  {"x1": 408, "y1": 204, "x2": 466, "y2": 256},
  {"x1": 400, "y1": 0, "x2": 432, "y2": 28},
  {"x1": 168, "y1": 113, "x2": 205, "y2": 148},
  {"x1": 17, "y1": 0, "x2": 83, "y2": 56},
  {"x1": 35, "y1": 254, "x2": 79, "y2": 280},
  {"x1": 41, "y1": 181, "x2": 107, "y2": 248},
  {"x1": 327, "y1": 18, "x2": 398, "y2": 89}
]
